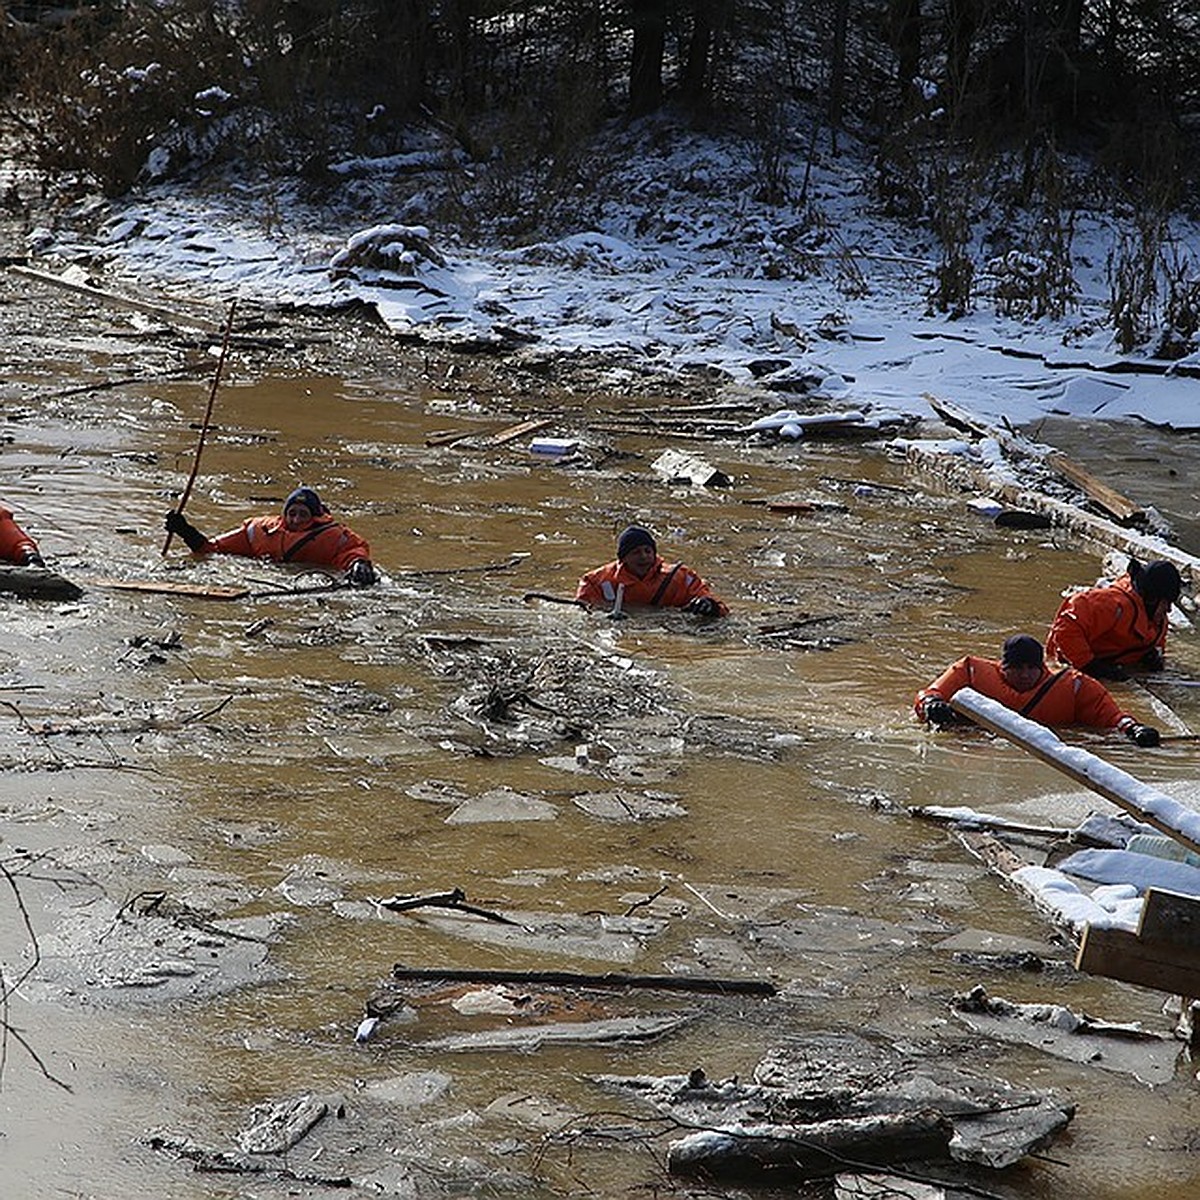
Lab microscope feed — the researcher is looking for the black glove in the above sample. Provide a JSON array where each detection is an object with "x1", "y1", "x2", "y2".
[
  {"x1": 922, "y1": 698, "x2": 955, "y2": 726},
  {"x1": 1084, "y1": 658, "x2": 1128, "y2": 682},
  {"x1": 22, "y1": 551, "x2": 45, "y2": 568},
  {"x1": 686, "y1": 596, "x2": 720, "y2": 617},
  {"x1": 1125, "y1": 723, "x2": 1161, "y2": 748},
  {"x1": 164, "y1": 510, "x2": 209, "y2": 552},
  {"x1": 1141, "y1": 648, "x2": 1165, "y2": 671},
  {"x1": 345, "y1": 559, "x2": 377, "y2": 588}
]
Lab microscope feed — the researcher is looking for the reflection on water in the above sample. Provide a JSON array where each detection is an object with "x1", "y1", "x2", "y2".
[{"x1": 2, "y1": 361, "x2": 1199, "y2": 1200}]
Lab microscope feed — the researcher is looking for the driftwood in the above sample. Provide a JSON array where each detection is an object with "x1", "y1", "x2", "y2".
[
  {"x1": 238, "y1": 1096, "x2": 327, "y2": 1154},
  {"x1": 0, "y1": 565, "x2": 83, "y2": 601},
  {"x1": 416, "y1": 1014, "x2": 690, "y2": 1052},
  {"x1": 949, "y1": 687, "x2": 1200, "y2": 857},
  {"x1": 667, "y1": 1112, "x2": 954, "y2": 1181},
  {"x1": 903, "y1": 440, "x2": 1200, "y2": 591},
  {"x1": 909, "y1": 805, "x2": 1070, "y2": 839},
  {"x1": 389, "y1": 964, "x2": 777, "y2": 996},
  {"x1": 379, "y1": 888, "x2": 525, "y2": 927}
]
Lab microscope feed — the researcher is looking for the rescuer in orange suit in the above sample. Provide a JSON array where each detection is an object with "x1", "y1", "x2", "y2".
[
  {"x1": 1045, "y1": 559, "x2": 1183, "y2": 680},
  {"x1": 914, "y1": 634, "x2": 1160, "y2": 746},
  {"x1": 574, "y1": 525, "x2": 728, "y2": 617},
  {"x1": 165, "y1": 486, "x2": 377, "y2": 586},
  {"x1": 0, "y1": 504, "x2": 44, "y2": 567}
]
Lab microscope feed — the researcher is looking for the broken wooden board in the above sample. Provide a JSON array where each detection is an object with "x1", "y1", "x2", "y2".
[
  {"x1": 0, "y1": 565, "x2": 83, "y2": 601},
  {"x1": 651, "y1": 447, "x2": 732, "y2": 487},
  {"x1": 949, "y1": 687, "x2": 1200, "y2": 857},
  {"x1": 1077, "y1": 888, "x2": 1200, "y2": 998},
  {"x1": 86, "y1": 577, "x2": 251, "y2": 600},
  {"x1": 925, "y1": 393, "x2": 1144, "y2": 522},
  {"x1": 425, "y1": 416, "x2": 554, "y2": 449},
  {"x1": 484, "y1": 416, "x2": 555, "y2": 446}
]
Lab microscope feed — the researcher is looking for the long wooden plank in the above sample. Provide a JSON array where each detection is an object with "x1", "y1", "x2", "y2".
[
  {"x1": 1045, "y1": 451, "x2": 1142, "y2": 522},
  {"x1": 484, "y1": 416, "x2": 554, "y2": 446},
  {"x1": 86, "y1": 577, "x2": 249, "y2": 600},
  {"x1": 10, "y1": 264, "x2": 221, "y2": 332},
  {"x1": 1076, "y1": 924, "x2": 1200, "y2": 996},
  {"x1": 949, "y1": 687, "x2": 1200, "y2": 857},
  {"x1": 390, "y1": 964, "x2": 776, "y2": 996},
  {"x1": 1138, "y1": 888, "x2": 1200, "y2": 946}
]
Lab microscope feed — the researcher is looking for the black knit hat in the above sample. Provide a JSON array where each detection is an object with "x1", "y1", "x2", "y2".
[
  {"x1": 1001, "y1": 634, "x2": 1044, "y2": 668},
  {"x1": 617, "y1": 525, "x2": 657, "y2": 560},
  {"x1": 284, "y1": 486, "x2": 326, "y2": 517},
  {"x1": 1130, "y1": 559, "x2": 1182, "y2": 605}
]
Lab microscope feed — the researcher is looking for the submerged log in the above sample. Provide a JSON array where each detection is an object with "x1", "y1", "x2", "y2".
[
  {"x1": 0, "y1": 565, "x2": 83, "y2": 601},
  {"x1": 667, "y1": 1111, "x2": 953, "y2": 1181}
]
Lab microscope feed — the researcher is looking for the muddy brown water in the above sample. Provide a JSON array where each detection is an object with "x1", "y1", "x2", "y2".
[{"x1": 2, "y1": 275, "x2": 1200, "y2": 1199}]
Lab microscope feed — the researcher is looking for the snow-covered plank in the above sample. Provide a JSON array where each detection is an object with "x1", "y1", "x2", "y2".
[{"x1": 949, "y1": 687, "x2": 1200, "y2": 856}]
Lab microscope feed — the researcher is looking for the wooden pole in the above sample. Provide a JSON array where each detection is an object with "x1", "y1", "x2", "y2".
[
  {"x1": 949, "y1": 686, "x2": 1200, "y2": 857},
  {"x1": 389, "y1": 964, "x2": 777, "y2": 996},
  {"x1": 162, "y1": 299, "x2": 237, "y2": 555}
]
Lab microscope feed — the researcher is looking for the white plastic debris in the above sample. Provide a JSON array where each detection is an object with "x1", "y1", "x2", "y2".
[{"x1": 355, "y1": 1016, "x2": 381, "y2": 1044}]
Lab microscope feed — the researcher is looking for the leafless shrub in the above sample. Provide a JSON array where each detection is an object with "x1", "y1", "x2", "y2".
[{"x1": 1105, "y1": 211, "x2": 1200, "y2": 357}]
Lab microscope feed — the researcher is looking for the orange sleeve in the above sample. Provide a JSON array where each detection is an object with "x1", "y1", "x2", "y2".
[
  {"x1": 661, "y1": 562, "x2": 729, "y2": 615},
  {"x1": 1069, "y1": 673, "x2": 1125, "y2": 730},
  {"x1": 207, "y1": 520, "x2": 258, "y2": 558},
  {"x1": 0, "y1": 510, "x2": 37, "y2": 563},
  {"x1": 574, "y1": 562, "x2": 618, "y2": 608},
  {"x1": 915, "y1": 658, "x2": 973, "y2": 718}
]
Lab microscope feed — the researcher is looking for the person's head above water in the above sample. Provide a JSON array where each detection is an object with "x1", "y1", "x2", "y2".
[
  {"x1": 283, "y1": 486, "x2": 326, "y2": 530},
  {"x1": 616, "y1": 525, "x2": 658, "y2": 579}
]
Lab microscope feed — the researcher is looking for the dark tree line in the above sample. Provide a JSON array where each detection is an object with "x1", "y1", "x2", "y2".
[{"x1": 1, "y1": 0, "x2": 1197, "y2": 202}]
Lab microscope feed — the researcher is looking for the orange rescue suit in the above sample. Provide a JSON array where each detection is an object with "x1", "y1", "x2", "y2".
[
  {"x1": 204, "y1": 514, "x2": 371, "y2": 572},
  {"x1": 0, "y1": 505, "x2": 39, "y2": 564},
  {"x1": 914, "y1": 656, "x2": 1132, "y2": 730},
  {"x1": 1045, "y1": 573, "x2": 1167, "y2": 670},
  {"x1": 574, "y1": 556, "x2": 728, "y2": 616}
]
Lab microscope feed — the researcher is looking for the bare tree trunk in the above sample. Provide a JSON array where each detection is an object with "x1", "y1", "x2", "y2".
[
  {"x1": 829, "y1": 0, "x2": 849, "y2": 152},
  {"x1": 629, "y1": 0, "x2": 666, "y2": 116},
  {"x1": 888, "y1": 0, "x2": 922, "y2": 93}
]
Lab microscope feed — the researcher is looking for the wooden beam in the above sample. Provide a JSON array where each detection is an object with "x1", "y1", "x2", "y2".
[
  {"x1": 1076, "y1": 924, "x2": 1200, "y2": 996},
  {"x1": 949, "y1": 687, "x2": 1200, "y2": 858},
  {"x1": 1138, "y1": 888, "x2": 1200, "y2": 946},
  {"x1": 1045, "y1": 451, "x2": 1142, "y2": 523}
]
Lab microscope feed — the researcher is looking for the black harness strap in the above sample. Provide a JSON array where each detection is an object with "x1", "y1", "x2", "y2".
[
  {"x1": 282, "y1": 523, "x2": 335, "y2": 563},
  {"x1": 650, "y1": 563, "x2": 682, "y2": 607},
  {"x1": 1019, "y1": 669, "x2": 1068, "y2": 718}
]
